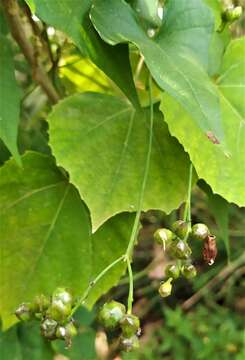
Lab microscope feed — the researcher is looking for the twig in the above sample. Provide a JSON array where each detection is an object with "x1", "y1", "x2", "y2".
[
  {"x1": 181, "y1": 252, "x2": 245, "y2": 311},
  {"x1": 2, "y1": 0, "x2": 59, "y2": 104}
]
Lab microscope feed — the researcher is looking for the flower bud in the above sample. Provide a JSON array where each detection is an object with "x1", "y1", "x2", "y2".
[
  {"x1": 158, "y1": 278, "x2": 173, "y2": 298},
  {"x1": 165, "y1": 263, "x2": 180, "y2": 279},
  {"x1": 192, "y1": 223, "x2": 210, "y2": 241},
  {"x1": 171, "y1": 220, "x2": 189, "y2": 239},
  {"x1": 15, "y1": 303, "x2": 33, "y2": 321},
  {"x1": 98, "y1": 301, "x2": 126, "y2": 329},
  {"x1": 120, "y1": 314, "x2": 140, "y2": 337},
  {"x1": 181, "y1": 264, "x2": 197, "y2": 279},
  {"x1": 154, "y1": 228, "x2": 174, "y2": 247},
  {"x1": 120, "y1": 334, "x2": 140, "y2": 352},
  {"x1": 41, "y1": 318, "x2": 58, "y2": 340}
]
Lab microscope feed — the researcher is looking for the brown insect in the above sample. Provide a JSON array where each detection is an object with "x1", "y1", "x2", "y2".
[
  {"x1": 203, "y1": 235, "x2": 218, "y2": 265},
  {"x1": 206, "y1": 131, "x2": 220, "y2": 144}
]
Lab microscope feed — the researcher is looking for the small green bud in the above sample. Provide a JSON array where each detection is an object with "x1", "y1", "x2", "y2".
[
  {"x1": 154, "y1": 228, "x2": 174, "y2": 246},
  {"x1": 15, "y1": 303, "x2": 33, "y2": 321},
  {"x1": 99, "y1": 301, "x2": 126, "y2": 329},
  {"x1": 120, "y1": 334, "x2": 140, "y2": 352},
  {"x1": 33, "y1": 294, "x2": 50, "y2": 313},
  {"x1": 120, "y1": 314, "x2": 140, "y2": 337},
  {"x1": 181, "y1": 264, "x2": 197, "y2": 279},
  {"x1": 41, "y1": 318, "x2": 58, "y2": 340},
  {"x1": 159, "y1": 278, "x2": 173, "y2": 298},
  {"x1": 52, "y1": 288, "x2": 73, "y2": 306},
  {"x1": 170, "y1": 239, "x2": 192, "y2": 260},
  {"x1": 165, "y1": 264, "x2": 180, "y2": 279},
  {"x1": 56, "y1": 325, "x2": 66, "y2": 339},
  {"x1": 222, "y1": 6, "x2": 242, "y2": 22},
  {"x1": 65, "y1": 321, "x2": 78, "y2": 338},
  {"x1": 192, "y1": 223, "x2": 210, "y2": 241},
  {"x1": 171, "y1": 220, "x2": 189, "y2": 239},
  {"x1": 47, "y1": 299, "x2": 71, "y2": 322}
]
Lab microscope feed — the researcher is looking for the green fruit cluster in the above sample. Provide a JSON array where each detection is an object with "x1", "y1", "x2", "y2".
[
  {"x1": 15, "y1": 288, "x2": 77, "y2": 347},
  {"x1": 98, "y1": 301, "x2": 141, "y2": 352},
  {"x1": 154, "y1": 221, "x2": 211, "y2": 297}
]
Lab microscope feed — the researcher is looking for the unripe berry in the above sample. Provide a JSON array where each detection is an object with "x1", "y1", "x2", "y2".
[
  {"x1": 120, "y1": 334, "x2": 140, "y2": 352},
  {"x1": 65, "y1": 321, "x2": 78, "y2": 338},
  {"x1": 15, "y1": 303, "x2": 33, "y2": 321},
  {"x1": 41, "y1": 318, "x2": 58, "y2": 340},
  {"x1": 169, "y1": 239, "x2": 192, "y2": 260},
  {"x1": 47, "y1": 299, "x2": 71, "y2": 322},
  {"x1": 165, "y1": 264, "x2": 180, "y2": 279},
  {"x1": 33, "y1": 294, "x2": 50, "y2": 313},
  {"x1": 120, "y1": 314, "x2": 140, "y2": 337},
  {"x1": 52, "y1": 288, "x2": 73, "y2": 306},
  {"x1": 181, "y1": 264, "x2": 197, "y2": 279},
  {"x1": 222, "y1": 6, "x2": 242, "y2": 22},
  {"x1": 171, "y1": 220, "x2": 189, "y2": 239},
  {"x1": 154, "y1": 228, "x2": 174, "y2": 246},
  {"x1": 192, "y1": 223, "x2": 210, "y2": 241},
  {"x1": 158, "y1": 278, "x2": 173, "y2": 298},
  {"x1": 99, "y1": 301, "x2": 126, "y2": 329}
]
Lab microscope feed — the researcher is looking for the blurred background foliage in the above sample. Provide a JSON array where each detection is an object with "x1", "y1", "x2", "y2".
[{"x1": 0, "y1": 0, "x2": 244, "y2": 359}]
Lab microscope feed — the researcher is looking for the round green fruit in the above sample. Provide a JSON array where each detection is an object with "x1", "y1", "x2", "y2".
[
  {"x1": 47, "y1": 299, "x2": 71, "y2": 322},
  {"x1": 192, "y1": 223, "x2": 210, "y2": 241},
  {"x1": 170, "y1": 239, "x2": 192, "y2": 260},
  {"x1": 33, "y1": 294, "x2": 50, "y2": 313},
  {"x1": 52, "y1": 288, "x2": 73, "y2": 306},
  {"x1": 99, "y1": 301, "x2": 126, "y2": 329},
  {"x1": 154, "y1": 228, "x2": 174, "y2": 246},
  {"x1": 158, "y1": 278, "x2": 173, "y2": 298},
  {"x1": 222, "y1": 6, "x2": 242, "y2": 22},
  {"x1": 15, "y1": 303, "x2": 33, "y2": 321},
  {"x1": 120, "y1": 314, "x2": 140, "y2": 337},
  {"x1": 165, "y1": 264, "x2": 180, "y2": 279},
  {"x1": 41, "y1": 318, "x2": 58, "y2": 340},
  {"x1": 182, "y1": 264, "x2": 197, "y2": 279},
  {"x1": 120, "y1": 334, "x2": 140, "y2": 352},
  {"x1": 171, "y1": 220, "x2": 189, "y2": 239}
]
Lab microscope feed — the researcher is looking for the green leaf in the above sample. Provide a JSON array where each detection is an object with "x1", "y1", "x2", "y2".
[
  {"x1": 53, "y1": 330, "x2": 96, "y2": 360},
  {"x1": 0, "y1": 322, "x2": 54, "y2": 360},
  {"x1": 161, "y1": 38, "x2": 245, "y2": 207},
  {"x1": 90, "y1": 0, "x2": 225, "y2": 145},
  {"x1": 0, "y1": 152, "x2": 134, "y2": 329},
  {"x1": 24, "y1": 0, "x2": 36, "y2": 13},
  {"x1": 48, "y1": 92, "x2": 191, "y2": 230},
  {"x1": 0, "y1": 35, "x2": 21, "y2": 165},
  {"x1": 31, "y1": 0, "x2": 139, "y2": 108}
]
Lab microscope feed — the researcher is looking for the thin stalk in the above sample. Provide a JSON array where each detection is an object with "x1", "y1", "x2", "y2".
[
  {"x1": 69, "y1": 255, "x2": 125, "y2": 318},
  {"x1": 126, "y1": 255, "x2": 134, "y2": 314},
  {"x1": 125, "y1": 73, "x2": 154, "y2": 312},
  {"x1": 183, "y1": 163, "x2": 193, "y2": 240}
]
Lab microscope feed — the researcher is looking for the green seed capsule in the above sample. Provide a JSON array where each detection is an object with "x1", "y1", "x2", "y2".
[
  {"x1": 222, "y1": 6, "x2": 242, "y2": 22},
  {"x1": 171, "y1": 220, "x2": 189, "y2": 239},
  {"x1": 170, "y1": 239, "x2": 192, "y2": 260},
  {"x1": 15, "y1": 303, "x2": 33, "y2": 321},
  {"x1": 52, "y1": 288, "x2": 73, "y2": 306},
  {"x1": 56, "y1": 325, "x2": 66, "y2": 339},
  {"x1": 47, "y1": 299, "x2": 71, "y2": 322},
  {"x1": 120, "y1": 314, "x2": 140, "y2": 337},
  {"x1": 65, "y1": 321, "x2": 78, "y2": 338},
  {"x1": 154, "y1": 228, "x2": 174, "y2": 246},
  {"x1": 159, "y1": 278, "x2": 173, "y2": 298},
  {"x1": 120, "y1": 334, "x2": 140, "y2": 352},
  {"x1": 192, "y1": 223, "x2": 210, "y2": 241},
  {"x1": 98, "y1": 301, "x2": 126, "y2": 329},
  {"x1": 182, "y1": 264, "x2": 197, "y2": 279},
  {"x1": 41, "y1": 318, "x2": 58, "y2": 340},
  {"x1": 33, "y1": 294, "x2": 50, "y2": 313},
  {"x1": 165, "y1": 264, "x2": 180, "y2": 279}
]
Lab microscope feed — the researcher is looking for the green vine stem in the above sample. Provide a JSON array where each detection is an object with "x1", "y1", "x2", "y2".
[
  {"x1": 183, "y1": 163, "x2": 193, "y2": 239},
  {"x1": 70, "y1": 73, "x2": 154, "y2": 317},
  {"x1": 125, "y1": 73, "x2": 154, "y2": 313},
  {"x1": 69, "y1": 255, "x2": 125, "y2": 318}
]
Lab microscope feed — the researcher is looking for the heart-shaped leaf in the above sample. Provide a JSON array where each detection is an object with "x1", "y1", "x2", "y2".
[
  {"x1": 48, "y1": 92, "x2": 191, "y2": 231},
  {"x1": 0, "y1": 152, "x2": 133, "y2": 329},
  {"x1": 90, "y1": 0, "x2": 225, "y2": 144},
  {"x1": 161, "y1": 38, "x2": 245, "y2": 207},
  {"x1": 31, "y1": 0, "x2": 139, "y2": 108}
]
